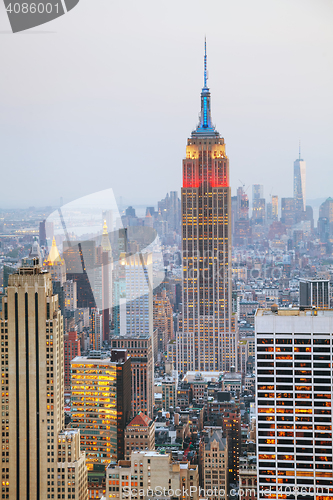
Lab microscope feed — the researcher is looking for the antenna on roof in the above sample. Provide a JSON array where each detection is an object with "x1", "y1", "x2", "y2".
[{"x1": 204, "y1": 36, "x2": 207, "y2": 88}]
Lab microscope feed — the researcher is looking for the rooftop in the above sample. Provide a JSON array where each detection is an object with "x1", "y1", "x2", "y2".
[
  {"x1": 127, "y1": 413, "x2": 152, "y2": 428},
  {"x1": 256, "y1": 307, "x2": 333, "y2": 317}
]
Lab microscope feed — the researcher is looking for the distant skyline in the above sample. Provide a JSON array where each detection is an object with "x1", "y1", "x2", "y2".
[{"x1": 0, "y1": 0, "x2": 332, "y2": 208}]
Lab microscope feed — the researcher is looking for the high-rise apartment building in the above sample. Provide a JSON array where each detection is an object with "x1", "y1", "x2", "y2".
[
  {"x1": 294, "y1": 149, "x2": 306, "y2": 214},
  {"x1": 71, "y1": 350, "x2": 131, "y2": 469},
  {"x1": 0, "y1": 256, "x2": 87, "y2": 500},
  {"x1": 252, "y1": 184, "x2": 264, "y2": 201},
  {"x1": 256, "y1": 306, "x2": 333, "y2": 499},
  {"x1": 110, "y1": 335, "x2": 154, "y2": 418},
  {"x1": 281, "y1": 197, "x2": 295, "y2": 227},
  {"x1": 177, "y1": 42, "x2": 236, "y2": 372}
]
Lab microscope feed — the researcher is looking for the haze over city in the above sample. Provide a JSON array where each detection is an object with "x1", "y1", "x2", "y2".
[{"x1": 0, "y1": 0, "x2": 332, "y2": 208}]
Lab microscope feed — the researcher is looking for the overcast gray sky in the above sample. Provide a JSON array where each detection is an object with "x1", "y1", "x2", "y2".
[{"x1": 0, "y1": 0, "x2": 332, "y2": 209}]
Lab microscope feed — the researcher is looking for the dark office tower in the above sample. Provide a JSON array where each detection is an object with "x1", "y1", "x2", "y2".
[
  {"x1": 39, "y1": 219, "x2": 54, "y2": 247},
  {"x1": 64, "y1": 240, "x2": 96, "y2": 309},
  {"x1": 110, "y1": 336, "x2": 154, "y2": 418},
  {"x1": 299, "y1": 279, "x2": 330, "y2": 309},
  {"x1": 118, "y1": 228, "x2": 128, "y2": 255},
  {"x1": 177, "y1": 41, "x2": 236, "y2": 373},
  {"x1": 111, "y1": 349, "x2": 132, "y2": 460}
]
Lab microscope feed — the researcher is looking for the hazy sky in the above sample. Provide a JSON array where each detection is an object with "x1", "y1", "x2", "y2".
[{"x1": 0, "y1": 0, "x2": 332, "y2": 209}]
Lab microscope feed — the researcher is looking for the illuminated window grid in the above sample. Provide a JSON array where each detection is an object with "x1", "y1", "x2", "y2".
[
  {"x1": 71, "y1": 360, "x2": 118, "y2": 469},
  {"x1": 256, "y1": 309, "x2": 333, "y2": 500}
]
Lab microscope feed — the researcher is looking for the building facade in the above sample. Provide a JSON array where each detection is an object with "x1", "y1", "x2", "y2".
[
  {"x1": 177, "y1": 42, "x2": 236, "y2": 373},
  {"x1": 203, "y1": 430, "x2": 228, "y2": 500},
  {"x1": 106, "y1": 451, "x2": 199, "y2": 500},
  {"x1": 71, "y1": 351, "x2": 131, "y2": 471},
  {"x1": 64, "y1": 331, "x2": 81, "y2": 391},
  {"x1": 124, "y1": 413, "x2": 155, "y2": 457}
]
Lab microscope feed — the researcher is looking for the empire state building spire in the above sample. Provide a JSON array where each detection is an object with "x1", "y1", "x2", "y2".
[{"x1": 192, "y1": 38, "x2": 219, "y2": 137}]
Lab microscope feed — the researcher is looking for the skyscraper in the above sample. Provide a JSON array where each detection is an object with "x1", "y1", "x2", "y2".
[
  {"x1": 294, "y1": 147, "x2": 306, "y2": 214},
  {"x1": 95, "y1": 220, "x2": 113, "y2": 342},
  {"x1": 110, "y1": 335, "x2": 154, "y2": 418},
  {"x1": 256, "y1": 306, "x2": 333, "y2": 499},
  {"x1": 71, "y1": 349, "x2": 131, "y2": 469},
  {"x1": 177, "y1": 41, "x2": 236, "y2": 373},
  {"x1": 271, "y1": 195, "x2": 278, "y2": 221},
  {"x1": 0, "y1": 256, "x2": 87, "y2": 500}
]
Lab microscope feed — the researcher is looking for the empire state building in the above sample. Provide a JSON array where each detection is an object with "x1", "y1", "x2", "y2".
[{"x1": 177, "y1": 42, "x2": 237, "y2": 373}]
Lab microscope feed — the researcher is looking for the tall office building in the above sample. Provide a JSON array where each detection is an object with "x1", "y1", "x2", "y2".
[
  {"x1": 294, "y1": 148, "x2": 306, "y2": 213},
  {"x1": 177, "y1": 41, "x2": 236, "y2": 372},
  {"x1": 271, "y1": 195, "x2": 278, "y2": 221},
  {"x1": 252, "y1": 184, "x2": 264, "y2": 201},
  {"x1": 90, "y1": 307, "x2": 103, "y2": 350},
  {"x1": 236, "y1": 186, "x2": 249, "y2": 221},
  {"x1": 0, "y1": 256, "x2": 87, "y2": 500},
  {"x1": 63, "y1": 279, "x2": 77, "y2": 311},
  {"x1": 256, "y1": 306, "x2": 333, "y2": 499},
  {"x1": 125, "y1": 253, "x2": 153, "y2": 337},
  {"x1": 71, "y1": 350, "x2": 131, "y2": 469},
  {"x1": 110, "y1": 335, "x2": 154, "y2": 418},
  {"x1": 153, "y1": 289, "x2": 174, "y2": 353},
  {"x1": 113, "y1": 251, "x2": 153, "y2": 338}
]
